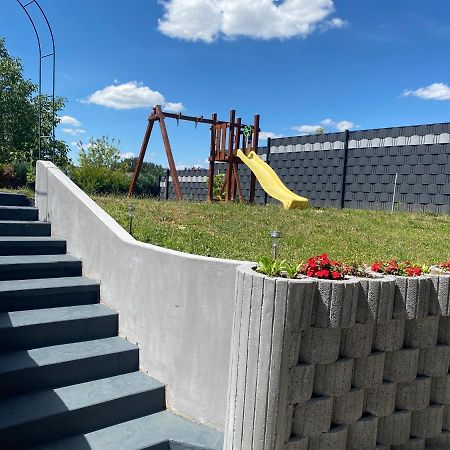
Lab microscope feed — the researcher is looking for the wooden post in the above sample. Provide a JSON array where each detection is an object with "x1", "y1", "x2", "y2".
[
  {"x1": 155, "y1": 105, "x2": 183, "y2": 200},
  {"x1": 231, "y1": 118, "x2": 242, "y2": 200},
  {"x1": 128, "y1": 112, "x2": 156, "y2": 196},
  {"x1": 207, "y1": 113, "x2": 218, "y2": 201},
  {"x1": 225, "y1": 110, "x2": 236, "y2": 201},
  {"x1": 249, "y1": 114, "x2": 260, "y2": 203}
]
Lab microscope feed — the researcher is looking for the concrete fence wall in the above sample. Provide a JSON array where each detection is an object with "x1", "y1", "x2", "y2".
[
  {"x1": 225, "y1": 264, "x2": 450, "y2": 449},
  {"x1": 35, "y1": 161, "x2": 242, "y2": 431},
  {"x1": 161, "y1": 121, "x2": 450, "y2": 214}
]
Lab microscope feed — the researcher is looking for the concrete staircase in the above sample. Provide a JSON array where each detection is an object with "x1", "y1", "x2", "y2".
[{"x1": 0, "y1": 192, "x2": 223, "y2": 450}]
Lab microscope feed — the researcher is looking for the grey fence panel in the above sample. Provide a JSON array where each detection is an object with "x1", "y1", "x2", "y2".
[{"x1": 159, "y1": 122, "x2": 450, "y2": 214}]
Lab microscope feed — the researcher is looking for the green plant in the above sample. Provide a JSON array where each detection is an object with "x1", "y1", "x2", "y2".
[
  {"x1": 70, "y1": 166, "x2": 129, "y2": 195},
  {"x1": 210, "y1": 173, "x2": 225, "y2": 200},
  {"x1": 256, "y1": 257, "x2": 297, "y2": 278}
]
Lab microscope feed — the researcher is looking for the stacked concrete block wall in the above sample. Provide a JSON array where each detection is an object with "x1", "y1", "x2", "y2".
[
  {"x1": 225, "y1": 264, "x2": 450, "y2": 449},
  {"x1": 161, "y1": 122, "x2": 450, "y2": 214}
]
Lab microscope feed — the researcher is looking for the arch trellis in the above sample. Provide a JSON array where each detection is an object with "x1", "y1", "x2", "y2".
[{"x1": 15, "y1": 0, "x2": 56, "y2": 160}]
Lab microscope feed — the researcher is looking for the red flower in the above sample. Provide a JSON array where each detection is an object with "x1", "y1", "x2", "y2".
[
  {"x1": 332, "y1": 271, "x2": 343, "y2": 280},
  {"x1": 371, "y1": 262, "x2": 382, "y2": 272}
]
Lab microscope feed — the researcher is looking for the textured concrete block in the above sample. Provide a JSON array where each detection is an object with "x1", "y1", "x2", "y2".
[
  {"x1": 314, "y1": 357, "x2": 353, "y2": 396},
  {"x1": 443, "y1": 404, "x2": 450, "y2": 431},
  {"x1": 291, "y1": 396, "x2": 333, "y2": 437},
  {"x1": 396, "y1": 376, "x2": 431, "y2": 411},
  {"x1": 392, "y1": 437, "x2": 425, "y2": 449},
  {"x1": 373, "y1": 319, "x2": 405, "y2": 352},
  {"x1": 384, "y1": 348, "x2": 419, "y2": 383},
  {"x1": 437, "y1": 316, "x2": 450, "y2": 345},
  {"x1": 285, "y1": 403, "x2": 294, "y2": 442},
  {"x1": 364, "y1": 381, "x2": 396, "y2": 417},
  {"x1": 431, "y1": 374, "x2": 450, "y2": 404},
  {"x1": 429, "y1": 274, "x2": 450, "y2": 316},
  {"x1": 347, "y1": 414, "x2": 378, "y2": 450},
  {"x1": 357, "y1": 277, "x2": 395, "y2": 324},
  {"x1": 285, "y1": 436, "x2": 308, "y2": 450},
  {"x1": 289, "y1": 363, "x2": 315, "y2": 403},
  {"x1": 377, "y1": 410, "x2": 412, "y2": 446},
  {"x1": 426, "y1": 431, "x2": 450, "y2": 449},
  {"x1": 308, "y1": 425, "x2": 347, "y2": 450},
  {"x1": 394, "y1": 276, "x2": 431, "y2": 320},
  {"x1": 353, "y1": 352, "x2": 385, "y2": 388},
  {"x1": 410, "y1": 405, "x2": 444, "y2": 438},
  {"x1": 404, "y1": 316, "x2": 439, "y2": 348},
  {"x1": 299, "y1": 327, "x2": 341, "y2": 364},
  {"x1": 340, "y1": 323, "x2": 374, "y2": 358},
  {"x1": 417, "y1": 345, "x2": 450, "y2": 377},
  {"x1": 311, "y1": 278, "x2": 359, "y2": 328},
  {"x1": 332, "y1": 388, "x2": 364, "y2": 425}
]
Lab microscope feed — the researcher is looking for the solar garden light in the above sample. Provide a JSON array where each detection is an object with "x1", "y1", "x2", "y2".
[
  {"x1": 270, "y1": 230, "x2": 282, "y2": 259},
  {"x1": 127, "y1": 204, "x2": 136, "y2": 235}
]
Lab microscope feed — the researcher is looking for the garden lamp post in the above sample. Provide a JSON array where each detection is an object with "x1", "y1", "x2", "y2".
[
  {"x1": 127, "y1": 204, "x2": 136, "y2": 235},
  {"x1": 270, "y1": 230, "x2": 282, "y2": 259}
]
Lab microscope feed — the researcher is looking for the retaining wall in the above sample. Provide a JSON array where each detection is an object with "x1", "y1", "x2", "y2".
[
  {"x1": 161, "y1": 122, "x2": 450, "y2": 214},
  {"x1": 225, "y1": 265, "x2": 450, "y2": 449},
  {"x1": 35, "y1": 161, "x2": 242, "y2": 431}
]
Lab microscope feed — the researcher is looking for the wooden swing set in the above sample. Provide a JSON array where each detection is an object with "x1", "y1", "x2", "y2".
[{"x1": 128, "y1": 105, "x2": 260, "y2": 202}]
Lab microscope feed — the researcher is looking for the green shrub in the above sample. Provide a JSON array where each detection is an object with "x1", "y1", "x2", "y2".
[
  {"x1": 70, "y1": 166, "x2": 129, "y2": 195},
  {"x1": 0, "y1": 161, "x2": 30, "y2": 188}
]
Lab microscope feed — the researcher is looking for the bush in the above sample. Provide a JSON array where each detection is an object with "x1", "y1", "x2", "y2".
[
  {"x1": 0, "y1": 161, "x2": 30, "y2": 188},
  {"x1": 70, "y1": 166, "x2": 129, "y2": 195}
]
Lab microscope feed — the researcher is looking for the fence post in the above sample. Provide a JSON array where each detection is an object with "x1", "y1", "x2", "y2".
[
  {"x1": 165, "y1": 168, "x2": 170, "y2": 200},
  {"x1": 339, "y1": 129, "x2": 350, "y2": 209},
  {"x1": 264, "y1": 138, "x2": 271, "y2": 205}
]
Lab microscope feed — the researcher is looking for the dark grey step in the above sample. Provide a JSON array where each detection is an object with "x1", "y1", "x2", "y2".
[
  {"x1": 0, "y1": 236, "x2": 66, "y2": 256},
  {"x1": 0, "y1": 277, "x2": 100, "y2": 312},
  {"x1": 0, "y1": 371, "x2": 165, "y2": 449},
  {"x1": 0, "y1": 254, "x2": 81, "y2": 281},
  {"x1": 33, "y1": 410, "x2": 224, "y2": 450},
  {"x1": 0, "y1": 220, "x2": 51, "y2": 236},
  {"x1": 0, "y1": 205, "x2": 39, "y2": 221},
  {"x1": 0, "y1": 337, "x2": 139, "y2": 397},
  {"x1": 0, "y1": 192, "x2": 30, "y2": 207},
  {"x1": 0, "y1": 304, "x2": 118, "y2": 350}
]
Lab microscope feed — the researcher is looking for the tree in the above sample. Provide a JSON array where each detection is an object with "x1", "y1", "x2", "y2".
[
  {"x1": 0, "y1": 37, "x2": 70, "y2": 166},
  {"x1": 123, "y1": 157, "x2": 165, "y2": 197},
  {"x1": 77, "y1": 136, "x2": 122, "y2": 169}
]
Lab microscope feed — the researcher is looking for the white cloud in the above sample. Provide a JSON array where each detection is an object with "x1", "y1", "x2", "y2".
[
  {"x1": 121, "y1": 152, "x2": 135, "y2": 160},
  {"x1": 62, "y1": 128, "x2": 86, "y2": 136},
  {"x1": 158, "y1": 0, "x2": 345, "y2": 42},
  {"x1": 59, "y1": 115, "x2": 81, "y2": 127},
  {"x1": 259, "y1": 131, "x2": 283, "y2": 140},
  {"x1": 403, "y1": 83, "x2": 450, "y2": 101},
  {"x1": 82, "y1": 81, "x2": 184, "y2": 111},
  {"x1": 292, "y1": 124, "x2": 323, "y2": 134},
  {"x1": 334, "y1": 120, "x2": 354, "y2": 131},
  {"x1": 292, "y1": 118, "x2": 354, "y2": 134}
]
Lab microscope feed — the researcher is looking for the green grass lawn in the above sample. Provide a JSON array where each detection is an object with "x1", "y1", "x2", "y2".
[{"x1": 94, "y1": 196, "x2": 450, "y2": 265}]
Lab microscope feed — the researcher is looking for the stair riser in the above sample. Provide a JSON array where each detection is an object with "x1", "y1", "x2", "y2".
[
  {"x1": 0, "y1": 349, "x2": 139, "y2": 397},
  {"x1": 0, "y1": 223, "x2": 51, "y2": 236},
  {"x1": 1, "y1": 387, "x2": 166, "y2": 449},
  {"x1": 0, "y1": 262, "x2": 82, "y2": 281},
  {"x1": 0, "y1": 315, "x2": 118, "y2": 350},
  {"x1": 0, "y1": 209, "x2": 38, "y2": 221},
  {"x1": 0, "y1": 194, "x2": 30, "y2": 207},
  {"x1": 0, "y1": 242, "x2": 66, "y2": 256},
  {"x1": 0, "y1": 288, "x2": 100, "y2": 312}
]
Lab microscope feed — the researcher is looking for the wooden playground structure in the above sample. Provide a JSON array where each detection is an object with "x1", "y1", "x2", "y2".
[{"x1": 128, "y1": 105, "x2": 260, "y2": 202}]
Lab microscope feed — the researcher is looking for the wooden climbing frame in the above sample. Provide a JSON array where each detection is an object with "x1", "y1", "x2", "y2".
[{"x1": 128, "y1": 105, "x2": 260, "y2": 203}]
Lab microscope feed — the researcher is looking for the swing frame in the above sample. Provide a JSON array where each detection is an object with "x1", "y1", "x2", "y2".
[{"x1": 128, "y1": 105, "x2": 260, "y2": 202}]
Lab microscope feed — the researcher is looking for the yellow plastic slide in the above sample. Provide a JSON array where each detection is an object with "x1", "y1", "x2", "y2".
[{"x1": 237, "y1": 149, "x2": 308, "y2": 209}]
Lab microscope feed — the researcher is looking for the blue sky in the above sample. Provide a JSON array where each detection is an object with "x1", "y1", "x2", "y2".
[{"x1": 2, "y1": 0, "x2": 450, "y2": 167}]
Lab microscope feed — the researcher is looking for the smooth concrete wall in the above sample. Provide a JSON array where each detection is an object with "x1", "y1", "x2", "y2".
[{"x1": 35, "y1": 161, "x2": 241, "y2": 431}]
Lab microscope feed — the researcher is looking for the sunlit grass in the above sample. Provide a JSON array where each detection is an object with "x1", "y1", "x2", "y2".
[{"x1": 94, "y1": 195, "x2": 450, "y2": 265}]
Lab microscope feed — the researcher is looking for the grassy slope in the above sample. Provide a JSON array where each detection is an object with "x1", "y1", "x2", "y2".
[{"x1": 94, "y1": 196, "x2": 450, "y2": 265}]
